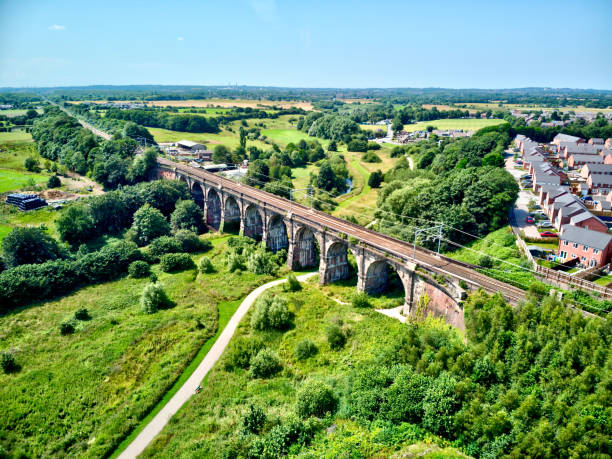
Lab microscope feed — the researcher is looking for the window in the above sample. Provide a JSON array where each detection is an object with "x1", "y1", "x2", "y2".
[
  {"x1": 573, "y1": 242, "x2": 579, "y2": 248},
  {"x1": 571, "y1": 253, "x2": 577, "y2": 258},
  {"x1": 563, "y1": 240, "x2": 569, "y2": 246},
  {"x1": 560, "y1": 251, "x2": 567, "y2": 258},
  {"x1": 583, "y1": 245, "x2": 590, "y2": 252},
  {"x1": 581, "y1": 256, "x2": 586, "y2": 262},
  {"x1": 590, "y1": 259, "x2": 597, "y2": 267},
  {"x1": 594, "y1": 248, "x2": 600, "y2": 255}
]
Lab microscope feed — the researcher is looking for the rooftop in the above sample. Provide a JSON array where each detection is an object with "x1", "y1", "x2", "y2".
[{"x1": 560, "y1": 224, "x2": 612, "y2": 250}]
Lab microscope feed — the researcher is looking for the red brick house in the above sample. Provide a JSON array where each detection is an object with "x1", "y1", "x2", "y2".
[
  {"x1": 588, "y1": 174, "x2": 612, "y2": 194},
  {"x1": 569, "y1": 211, "x2": 609, "y2": 233},
  {"x1": 558, "y1": 225, "x2": 612, "y2": 268},
  {"x1": 568, "y1": 154, "x2": 604, "y2": 168}
]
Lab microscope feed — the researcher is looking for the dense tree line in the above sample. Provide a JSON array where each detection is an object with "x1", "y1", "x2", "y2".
[
  {"x1": 103, "y1": 108, "x2": 219, "y2": 133},
  {"x1": 31, "y1": 108, "x2": 158, "y2": 189},
  {"x1": 344, "y1": 289, "x2": 612, "y2": 458},
  {"x1": 298, "y1": 113, "x2": 360, "y2": 141}
]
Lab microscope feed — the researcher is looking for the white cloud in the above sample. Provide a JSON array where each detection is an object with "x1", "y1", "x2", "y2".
[
  {"x1": 177, "y1": 37, "x2": 184, "y2": 41},
  {"x1": 48, "y1": 24, "x2": 66, "y2": 31},
  {"x1": 249, "y1": 0, "x2": 277, "y2": 22}
]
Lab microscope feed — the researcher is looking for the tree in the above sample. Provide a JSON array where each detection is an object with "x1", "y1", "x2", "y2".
[
  {"x1": 368, "y1": 170, "x2": 383, "y2": 188},
  {"x1": 391, "y1": 116, "x2": 403, "y2": 134},
  {"x1": 56, "y1": 203, "x2": 95, "y2": 245},
  {"x1": 328, "y1": 140, "x2": 338, "y2": 152},
  {"x1": 47, "y1": 175, "x2": 61, "y2": 188},
  {"x1": 315, "y1": 160, "x2": 337, "y2": 191},
  {"x1": 2, "y1": 227, "x2": 63, "y2": 268},
  {"x1": 249, "y1": 348, "x2": 282, "y2": 378},
  {"x1": 296, "y1": 380, "x2": 338, "y2": 418},
  {"x1": 140, "y1": 282, "x2": 172, "y2": 314},
  {"x1": 246, "y1": 159, "x2": 270, "y2": 187},
  {"x1": 170, "y1": 199, "x2": 205, "y2": 234},
  {"x1": 239, "y1": 126, "x2": 247, "y2": 149},
  {"x1": 128, "y1": 204, "x2": 171, "y2": 246},
  {"x1": 212, "y1": 145, "x2": 232, "y2": 164},
  {"x1": 24, "y1": 157, "x2": 40, "y2": 172}
]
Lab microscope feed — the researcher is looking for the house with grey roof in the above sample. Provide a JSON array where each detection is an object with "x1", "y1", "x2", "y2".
[
  {"x1": 558, "y1": 224, "x2": 612, "y2": 268},
  {"x1": 553, "y1": 133, "x2": 583, "y2": 146}
]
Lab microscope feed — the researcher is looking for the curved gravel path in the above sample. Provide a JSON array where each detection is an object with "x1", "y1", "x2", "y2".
[{"x1": 117, "y1": 271, "x2": 317, "y2": 459}]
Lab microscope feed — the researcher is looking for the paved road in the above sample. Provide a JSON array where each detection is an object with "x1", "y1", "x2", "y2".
[
  {"x1": 117, "y1": 272, "x2": 317, "y2": 459},
  {"x1": 504, "y1": 153, "x2": 542, "y2": 239},
  {"x1": 163, "y1": 158, "x2": 526, "y2": 305}
]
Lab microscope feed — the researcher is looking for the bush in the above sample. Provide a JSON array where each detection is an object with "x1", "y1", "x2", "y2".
[
  {"x1": 347, "y1": 139, "x2": 367, "y2": 152},
  {"x1": 1, "y1": 352, "x2": 18, "y2": 374},
  {"x1": 2, "y1": 226, "x2": 64, "y2": 268},
  {"x1": 242, "y1": 404, "x2": 266, "y2": 434},
  {"x1": 224, "y1": 336, "x2": 265, "y2": 370},
  {"x1": 170, "y1": 199, "x2": 206, "y2": 234},
  {"x1": 249, "y1": 348, "x2": 282, "y2": 378},
  {"x1": 363, "y1": 151, "x2": 382, "y2": 163},
  {"x1": 24, "y1": 157, "x2": 40, "y2": 172},
  {"x1": 148, "y1": 236, "x2": 182, "y2": 259},
  {"x1": 286, "y1": 273, "x2": 301, "y2": 291},
  {"x1": 296, "y1": 380, "x2": 338, "y2": 418},
  {"x1": 352, "y1": 292, "x2": 371, "y2": 308},
  {"x1": 74, "y1": 308, "x2": 90, "y2": 321},
  {"x1": 295, "y1": 339, "x2": 318, "y2": 360},
  {"x1": 160, "y1": 253, "x2": 194, "y2": 272},
  {"x1": 140, "y1": 282, "x2": 172, "y2": 314},
  {"x1": 128, "y1": 204, "x2": 171, "y2": 247},
  {"x1": 47, "y1": 175, "x2": 61, "y2": 188},
  {"x1": 251, "y1": 294, "x2": 292, "y2": 331},
  {"x1": 390, "y1": 146, "x2": 405, "y2": 158},
  {"x1": 128, "y1": 260, "x2": 151, "y2": 278},
  {"x1": 368, "y1": 170, "x2": 384, "y2": 188},
  {"x1": 326, "y1": 324, "x2": 346, "y2": 350},
  {"x1": 367, "y1": 141, "x2": 381, "y2": 150},
  {"x1": 247, "y1": 245, "x2": 280, "y2": 275},
  {"x1": 198, "y1": 256, "x2": 214, "y2": 274},
  {"x1": 478, "y1": 255, "x2": 493, "y2": 268},
  {"x1": 174, "y1": 229, "x2": 211, "y2": 253},
  {"x1": 60, "y1": 321, "x2": 75, "y2": 335}
]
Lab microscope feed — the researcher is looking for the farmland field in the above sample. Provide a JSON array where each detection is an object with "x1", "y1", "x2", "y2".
[
  {"x1": 359, "y1": 123, "x2": 388, "y2": 133},
  {"x1": 401, "y1": 118, "x2": 507, "y2": 132},
  {"x1": 261, "y1": 128, "x2": 328, "y2": 148},
  {"x1": 0, "y1": 169, "x2": 48, "y2": 193},
  {"x1": 0, "y1": 130, "x2": 33, "y2": 143},
  {"x1": 148, "y1": 127, "x2": 269, "y2": 150},
  {"x1": 0, "y1": 236, "x2": 277, "y2": 458}
]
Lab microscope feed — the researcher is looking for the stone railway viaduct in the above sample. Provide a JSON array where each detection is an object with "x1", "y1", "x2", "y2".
[{"x1": 156, "y1": 158, "x2": 526, "y2": 331}]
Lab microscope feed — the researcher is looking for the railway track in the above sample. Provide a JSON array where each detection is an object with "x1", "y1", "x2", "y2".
[{"x1": 160, "y1": 158, "x2": 526, "y2": 304}]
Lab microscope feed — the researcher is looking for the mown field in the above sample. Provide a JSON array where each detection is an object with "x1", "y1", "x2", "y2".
[
  {"x1": 140, "y1": 276, "x2": 463, "y2": 458},
  {"x1": 0, "y1": 130, "x2": 33, "y2": 143},
  {"x1": 401, "y1": 118, "x2": 507, "y2": 132},
  {"x1": 0, "y1": 236, "x2": 277, "y2": 458}
]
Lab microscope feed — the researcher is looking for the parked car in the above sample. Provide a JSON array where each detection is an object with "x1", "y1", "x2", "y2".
[
  {"x1": 538, "y1": 221, "x2": 554, "y2": 228},
  {"x1": 521, "y1": 174, "x2": 532, "y2": 179},
  {"x1": 526, "y1": 216, "x2": 534, "y2": 224},
  {"x1": 539, "y1": 231, "x2": 557, "y2": 237}
]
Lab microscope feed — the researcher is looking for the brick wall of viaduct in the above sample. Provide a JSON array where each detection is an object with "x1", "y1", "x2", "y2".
[{"x1": 157, "y1": 167, "x2": 466, "y2": 331}]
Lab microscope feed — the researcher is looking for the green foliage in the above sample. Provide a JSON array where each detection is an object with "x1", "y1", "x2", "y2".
[
  {"x1": 56, "y1": 203, "x2": 95, "y2": 245},
  {"x1": 224, "y1": 336, "x2": 265, "y2": 371},
  {"x1": 140, "y1": 282, "x2": 171, "y2": 314},
  {"x1": 1, "y1": 352, "x2": 18, "y2": 374},
  {"x1": 368, "y1": 169, "x2": 383, "y2": 188},
  {"x1": 170, "y1": 199, "x2": 205, "y2": 234},
  {"x1": 326, "y1": 323, "x2": 346, "y2": 350},
  {"x1": 59, "y1": 321, "x2": 75, "y2": 335},
  {"x1": 348, "y1": 139, "x2": 368, "y2": 152},
  {"x1": 174, "y1": 229, "x2": 210, "y2": 253},
  {"x1": 294, "y1": 339, "x2": 318, "y2": 360},
  {"x1": 249, "y1": 348, "x2": 282, "y2": 378},
  {"x1": 296, "y1": 380, "x2": 338, "y2": 418},
  {"x1": 251, "y1": 294, "x2": 292, "y2": 331},
  {"x1": 198, "y1": 256, "x2": 214, "y2": 274},
  {"x1": 225, "y1": 237, "x2": 283, "y2": 276},
  {"x1": 1, "y1": 226, "x2": 63, "y2": 268},
  {"x1": 128, "y1": 260, "x2": 151, "y2": 278},
  {"x1": 46, "y1": 175, "x2": 61, "y2": 188},
  {"x1": 147, "y1": 235, "x2": 182, "y2": 259},
  {"x1": 159, "y1": 253, "x2": 194, "y2": 272},
  {"x1": 286, "y1": 273, "x2": 301, "y2": 291},
  {"x1": 362, "y1": 151, "x2": 382, "y2": 163},
  {"x1": 128, "y1": 204, "x2": 171, "y2": 247},
  {"x1": 74, "y1": 308, "x2": 90, "y2": 321},
  {"x1": 351, "y1": 292, "x2": 371, "y2": 308},
  {"x1": 242, "y1": 404, "x2": 266, "y2": 434},
  {"x1": 304, "y1": 114, "x2": 359, "y2": 141}
]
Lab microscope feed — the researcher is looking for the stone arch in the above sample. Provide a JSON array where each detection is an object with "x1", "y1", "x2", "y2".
[
  {"x1": 191, "y1": 182, "x2": 204, "y2": 209},
  {"x1": 206, "y1": 188, "x2": 222, "y2": 230},
  {"x1": 292, "y1": 226, "x2": 320, "y2": 269},
  {"x1": 363, "y1": 259, "x2": 406, "y2": 296},
  {"x1": 223, "y1": 195, "x2": 241, "y2": 233},
  {"x1": 177, "y1": 174, "x2": 188, "y2": 184},
  {"x1": 323, "y1": 241, "x2": 351, "y2": 283},
  {"x1": 243, "y1": 204, "x2": 263, "y2": 240},
  {"x1": 266, "y1": 214, "x2": 288, "y2": 253}
]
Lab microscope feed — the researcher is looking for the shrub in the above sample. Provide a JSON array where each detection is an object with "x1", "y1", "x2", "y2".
[
  {"x1": 368, "y1": 170, "x2": 384, "y2": 188},
  {"x1": 296, "y1": 380, "x2": 338, "y2": 418},
  {"x1": 224, "y1": 336, "x2": 265, "y2": 370},
  {"x1": 249, "y1": 348, "x2": 282, "y2": 378},
  {"x1": 1, "y1": 352, "x2": 18, "y2": 374},
  {"x1": 326, "y1": 324, "x2": 346, "y2": 350},
  {"x1": 60, "y1": 321, "x2": 75, "y2": 335},
  {"x1": 367, "y1": 141, "x2": 381, "y2": 150},
  {"x1": 174, "y1": 229, "x2": 211, "y2": 253},
  {"x1": 56, "y1": 203, "x2": 95, "y2": 246},
  {"x1": 242, "y1": 404, "x2": 266, "y2": 434},
  {"x1": 363, "y1": 151, "x2": 382, "y2": 163},
  {"x1": 251, "y1": 294, "x2": 291, "y2": 331},
  {"x1": 478, "y1": 255, "x2": 493, "y2": 268},
  {"x1": 160, "y1": 253, "x2": 194, "y2": 272},
  {"x1": 347, "y1": 139, "x2": 367, "y2": 152},
  {"x1": 47, "y1": 175, "x2": 61, "y2": 188},
  {"x1": 148, "y1": 236, "x2": 182, "y2": 259},
  {"x1": 140, "y1": 282, "x2": 172, "y2": 314},
  {"x1": 74, "y1": 308, "x2": 90, "y2": 321},
  {"x1": 295, "y1": 339, "x2": 318, "y2": 360},
  {"x1": 247, "y1": 245, "x2": 280, "y2": 275},
  {"x1": 128, "y1": 260, "x2": 151, "y2": 278},
  {"x1": 128, "y1": 204, "x2": 171, "y2": 247},
  {"x1": 286, "y1": 273, "x2": 301, "y2": 291},
  {"x1": 352, "y1": 292, "x2": 371, "y2": 308},
  {"x1": 2, "y1": 226, "x2": 64, "y2": 268},
  {"x1": 198, "y1": 256, "x2": 215, "y2": 274},
  {"x1": 24, "y1": 157, "x2": 40, "y2": 172}
]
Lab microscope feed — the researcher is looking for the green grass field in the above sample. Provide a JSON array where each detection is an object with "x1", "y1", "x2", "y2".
[
  {"x1": 139, "y1": 276, "x2": 463, "y2": 457},
  {"x1": 0, "y1": 169, "x2": 48, "y2": 193},
  {"x1": 0, "y1": 130, "x2": 33, "y2": 143},
  {"x1": 0, "y1": 236, "x2": 277, "y2": 458},
  {"x1": 401, "y1": 118, "x2": 507, "y2": 133},
  {"x1": 359, "y1": 123, "x2": 388, "y2": 133},
  {"x1": 261, "y1": 128, "x2": 329, "y2": 148},
  {"x1": 148, "y1": 127, "x2": 270, "y2": 150}
]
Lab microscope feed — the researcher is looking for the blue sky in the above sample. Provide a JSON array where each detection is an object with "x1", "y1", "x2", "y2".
[{"x1": 1, "y1": 0, "x2": 611, "y2": 89}]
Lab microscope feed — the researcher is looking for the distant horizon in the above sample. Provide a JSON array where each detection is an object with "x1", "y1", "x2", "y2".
[{"x1": 1, "y1": 0, "x2": 611, "y2": 89}]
